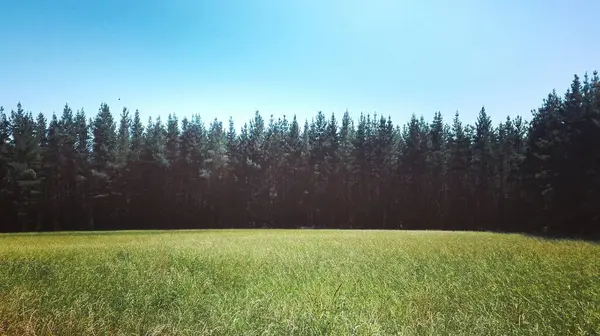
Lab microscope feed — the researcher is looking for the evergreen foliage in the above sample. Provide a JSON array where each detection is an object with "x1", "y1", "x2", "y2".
[{"x1": 2, "y1": 72, "x2": 599, "y2": 236}]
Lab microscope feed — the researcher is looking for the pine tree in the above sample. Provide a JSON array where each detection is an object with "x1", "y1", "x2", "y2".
[
  {"x1": 426, "y1": 111, "x2": 448, "y2": 227},
  {"x1": 90, "y1": 103, "x2": 117, "y2": 229},
  {"x1": 524, "y1": 90, "x2": 565, "y2": 233},
  {"x1": 224, "y1": 116, "x2": 243, "y2": 226},
  {"x1": 41, "y1": 113, "x2": 61, "y2": 230},
  {"x1": 282, "y1": 115, "x2": 305, "y2": 228},
  {"x1": 35, "y1": 113, "x2": 47, "y2": 148},
  {"x1": 74, "y1": 108, "x2": 90, "y2": 204},
  {"x1": 472, "y1": 107, "x2": 494, "y2": 229},
  {"x1": 129, "y1": 109, "x2": 144, "y2": 162},
  {"x1": 166, "y1": 114, "x2": 179, "y2": 166},
  {"x1": 337, "y1": 110, "x2": 355, "y2": 227},
  {"x1": 447, "y1": 112, "x2": 470, "y2": 229},
  {"x1": 9, "y1": 103, "x2": 42, "y2": 231},
  {"x1": 116, "y1": 107, "x2": 131, "y2": 167},
  {"x1": 370, "y1": 115, "x2": 394, "y2": 228},
  {"x1": 138, "y1": 117, "x2": 169, "y2": 228},
  {"x1": 205, "y1": 119, "x2": 227, "y2": 182},
  {"x1": 122, "y1": 109, "x2": 144, "y2": 229},
  {"x1": 587, "y1": 71, "x2": 600, "y2": 231},
  {"x1": 92, "y1": 103, "x2": 117, "y2": 171},
  {"x1": 0, "y1": 106, "x2": 14, "y2": 230},
  {"x1": 398, "y1": 114, "x2": 429, "y2": 228},
  {"x1": 558, "y1": 74, "x2": 596, "y2": 234}
]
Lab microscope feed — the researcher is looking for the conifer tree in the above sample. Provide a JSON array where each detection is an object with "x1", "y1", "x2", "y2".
[{"x1": 116, "y1": 107, "x2": 131, "y2": 167}]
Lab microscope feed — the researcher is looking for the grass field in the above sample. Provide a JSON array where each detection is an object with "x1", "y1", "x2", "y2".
[{"x1": 0, "y1": 230, "x2": 598, "y2": 335}]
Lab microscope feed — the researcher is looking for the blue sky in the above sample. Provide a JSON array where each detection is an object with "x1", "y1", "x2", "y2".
[{"x1": 1, "y1": 0, "x2": 599, "y2": 127}]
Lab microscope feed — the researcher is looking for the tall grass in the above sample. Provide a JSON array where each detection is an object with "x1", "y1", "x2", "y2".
[{"x1": 0, "y1": 230, "x2": 598, "y2": 335}]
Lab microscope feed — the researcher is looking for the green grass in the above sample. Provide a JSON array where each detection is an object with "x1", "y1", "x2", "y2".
[{"x1": 0, "y1": 230, "x2": 598, "y2": 335}]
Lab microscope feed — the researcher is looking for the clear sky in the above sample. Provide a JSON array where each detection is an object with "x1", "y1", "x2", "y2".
[{"x1": 1, "y1": 0, "x2": 599, "y2": 127}]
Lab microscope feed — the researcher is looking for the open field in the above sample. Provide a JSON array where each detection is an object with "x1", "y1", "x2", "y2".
[{"x1": 0, "y1": 230, "x2": 598, "y2": 335}]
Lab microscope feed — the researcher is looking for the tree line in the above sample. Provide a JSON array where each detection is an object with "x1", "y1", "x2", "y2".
[{"x1": 1, "y1": 72, "x2": 599, "y2": 236}]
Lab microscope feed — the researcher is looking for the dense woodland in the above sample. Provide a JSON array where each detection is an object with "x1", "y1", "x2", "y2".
[{"x1": 1, "y1": 72, "x2": 599, "y2": 236}]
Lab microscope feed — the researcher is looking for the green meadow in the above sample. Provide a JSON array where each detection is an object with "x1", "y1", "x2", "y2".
[{"x1": 0, "y1": 230, "x2": 598, "y2": 335}]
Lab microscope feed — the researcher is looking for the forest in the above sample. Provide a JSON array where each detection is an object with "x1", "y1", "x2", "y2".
[{"x1": 0, "y1": 72, "x2": 599, "y2": 236}]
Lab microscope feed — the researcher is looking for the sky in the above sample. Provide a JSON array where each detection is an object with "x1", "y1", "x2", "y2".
[{"x1": 1, "y1": 0, "x2": 600, "y2": 127}]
